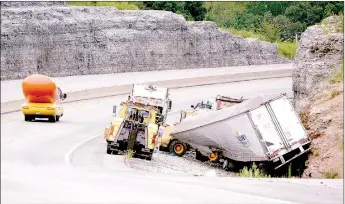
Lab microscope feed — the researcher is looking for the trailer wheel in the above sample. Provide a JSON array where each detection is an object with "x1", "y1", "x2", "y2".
[
  {"x1": 208, "y1": 152, "x2": 220, "y2": 162},
  {"x1": 169, "y1": 140, "x2": 187, "y2": 157}
]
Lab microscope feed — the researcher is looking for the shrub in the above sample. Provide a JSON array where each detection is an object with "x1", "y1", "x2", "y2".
[
  {"x1": 329, "y1": 61, "x2": 344, "y2": 84},
  {"x1": 324, "y1": 171, "x2": 339, "y2": 179},
  {"x1": 238, "y1": 163, "x2": 271, "y2": 178},
  {"x1": 220, "y1": 27, "x2": 268, "y2": 41},
  {"x1": 275, "y1": 41, "x2": 297, "y2": 60},
  {"x1": 126, "y1": 150, "x2": 134, "y2": 159},
  {"x1": 221, "y1": 27, "x2": 297, "y2": 60}
]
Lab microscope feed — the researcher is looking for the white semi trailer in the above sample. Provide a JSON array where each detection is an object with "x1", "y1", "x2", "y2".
[{"x1": 171, "y1": 93, "x2": 311, "y2": 171}]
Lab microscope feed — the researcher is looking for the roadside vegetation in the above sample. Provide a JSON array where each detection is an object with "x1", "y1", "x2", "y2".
[
  {"x1": 126, "y1": 150, "x2": 135, "y2": 159},
  {"x1": 329, "y1": 61, "x2": 344, "y2": 84},
  {"x1": 221, "y1": 27, "x2": 298, "y2": 59},
  {"x1": 67, "y1": 1, "x2": 139, "y2": 10},
  {"x1": 238, "y1": 163, "x2": 271, "y2": 178},
  {"x1": 67, "y1": 1, "x2": 343, "y2": 60},
  {"x1": 238, "y1": 163, "x2": 297, "y2": 178}
]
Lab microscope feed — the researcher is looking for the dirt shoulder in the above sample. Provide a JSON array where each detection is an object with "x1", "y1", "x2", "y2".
[{"x1": 302, "y1": 82, "x2": 344, "y2": 178}]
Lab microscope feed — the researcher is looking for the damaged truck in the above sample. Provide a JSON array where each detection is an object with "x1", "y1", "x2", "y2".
[
  {"x1": 104, "y1": 84, "x2": 172, "y2": 160},
  {"x1": 172, "y1": 93, "x2": 311, "y2": 172}
]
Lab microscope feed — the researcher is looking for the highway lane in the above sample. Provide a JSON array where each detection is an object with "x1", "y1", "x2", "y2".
[
  {"x1": 1, "y1": 77, "x2": 342, "y2": 204},
  {"x1": 1, "y1": 63, "x2": 292, "y2": 103}
]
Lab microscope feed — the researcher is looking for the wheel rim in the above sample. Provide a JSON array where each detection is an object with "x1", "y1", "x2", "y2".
[
  {"x1": 208, "y1": 152, "x2": 219, "y2": 161},
  {"x1": 174, "y1": 144, "x2": 184, "y2": 154}
]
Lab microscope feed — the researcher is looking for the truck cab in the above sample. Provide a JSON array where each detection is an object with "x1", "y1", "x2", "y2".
[
  {"x1": 104, "y1": 101, "x2": 160, "y2": 160},
  {"x1": 104, "y1": 84, "x2": 173, "y2": 160}
]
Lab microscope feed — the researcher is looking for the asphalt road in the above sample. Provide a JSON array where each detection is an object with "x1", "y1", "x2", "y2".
[
  {"x1": 1, "y1": 77, "x2": 343, "y2": 204},
  {"x1": 1, "y1": 63, "x2": 292, "y2": 102}
]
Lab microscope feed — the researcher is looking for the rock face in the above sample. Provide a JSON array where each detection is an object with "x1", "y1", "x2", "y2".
[
  {"x1": 1, "y1": 2, "x2": 289, "y2": 80},
  {"x1": 293, "y1": 16, "x2": 344, "y2": 112},
  {"x1": 0, "y1": 1, "x2": 67, "y2": 8}
]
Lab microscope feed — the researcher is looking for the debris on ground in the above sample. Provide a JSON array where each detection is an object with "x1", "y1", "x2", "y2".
[{"x1": 126, "y1": 151, "x2": 236, "y2": 177}]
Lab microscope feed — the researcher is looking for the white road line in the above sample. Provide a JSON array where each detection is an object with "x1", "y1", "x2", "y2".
[{"x1": 65, "y1": 134, "x2": 102, "y2": 168}]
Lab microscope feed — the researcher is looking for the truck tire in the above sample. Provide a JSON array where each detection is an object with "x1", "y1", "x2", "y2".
[
  {"x1": 169, "y1": 140, "x2": 187, "y2": 157},
  {"x1": 107, "y1": 149, "x2": 112, "y2": 154},
  {"x1": 107, "y1": 144, "x2": 118, "y2": 155},
  {"x1": 24, "y1": 115, "x2": 32, "y2": 122},
  {"x1": 208, "y1": 152, "x2": 220, "y2": 163},
  {"x1": 146, "y1": 153, "x2": 153, "y2": 161},
  {"x1": 56, "y1": 116, "x2": 60, "y2": 122}
]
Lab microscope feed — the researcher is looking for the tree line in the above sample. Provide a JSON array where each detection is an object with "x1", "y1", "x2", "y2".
[
  {"x1": 137, "y1": 1, "x2": 344, "y2": 42},
  {"x1": 68, "y1": 1, "x2": 344, "y2": 43}
]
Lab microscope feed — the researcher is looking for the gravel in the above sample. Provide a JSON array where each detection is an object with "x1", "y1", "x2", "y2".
[{"x1": 125, "y1": 151, "x2": 237, "y2": 177}]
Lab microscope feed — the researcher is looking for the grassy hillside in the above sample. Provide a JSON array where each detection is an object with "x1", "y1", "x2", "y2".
[{"x1": 221, "y1": 28, "x2": 297, "y2": 59}]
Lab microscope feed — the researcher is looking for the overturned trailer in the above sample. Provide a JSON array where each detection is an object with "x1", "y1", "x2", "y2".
[{"x1": 171, "y1": 94, "x2": 311, "y2": 170}]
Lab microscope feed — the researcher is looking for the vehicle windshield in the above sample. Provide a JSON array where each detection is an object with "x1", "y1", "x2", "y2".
[{"x1": 126, "y1": 106, "x2": 150, "y2": 120}]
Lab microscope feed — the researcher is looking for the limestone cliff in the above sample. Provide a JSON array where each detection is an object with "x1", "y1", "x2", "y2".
[
  {"x1": 293, "y1": 16, "x2": 344, "y2": 112},
  {"x1": 293, "y1": 16, "x2": 344, "y2": 178},
  {"x1": 1, "y1": 2, "x2": 289, "y2": 80}
]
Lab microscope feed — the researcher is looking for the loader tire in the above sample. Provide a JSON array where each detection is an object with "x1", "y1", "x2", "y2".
[{"x1": 169, "y1": 140, "x2": 187, "y2": 157}]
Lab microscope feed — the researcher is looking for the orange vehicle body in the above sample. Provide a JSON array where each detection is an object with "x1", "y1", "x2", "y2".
[
  {"x1": 22, "y1": 74, "x2": 60, "y2": 103},
  {"x1": 21, "y1": 74, "x2": 66, "y2": 122}
]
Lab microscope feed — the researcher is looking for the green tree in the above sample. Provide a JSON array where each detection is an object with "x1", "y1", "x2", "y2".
[
  {"x1": 261, "y1": 20, "x2": 281, "y2": 42},
  {"x1": 233, "y1": 13, "x2": 262, "y2": 31},
  {"x1": 142, "y1": 1, "x2": 206, "y2": 21},
  {"x1": 204, "y1": 2, "x2": 247, "y2": 27},
  {"x1": 184, "y1": 1, "x2": 206, "y2": 21},
  {"x1": 246, "y1": 2, "x2": 292, "y2": 16},
  {"x1": 263, "y1": 11, "x2": 274, "y2": 24}
]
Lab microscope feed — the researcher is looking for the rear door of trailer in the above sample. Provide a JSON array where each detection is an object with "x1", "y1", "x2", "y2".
[
  {"x1": 266, "y1": 96, "x2": 309, "y2": 148},
  {"x1": 249, "y1": 104, "x2": 286, "y2": 158}
]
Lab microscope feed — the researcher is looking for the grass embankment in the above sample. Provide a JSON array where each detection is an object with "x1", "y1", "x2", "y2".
[
  {"x1": 67, "y1": 1, "x2": 139, "y2": 10},
  {"x1": 221, "y1": 27, "x2": 297, "y2": 60}
]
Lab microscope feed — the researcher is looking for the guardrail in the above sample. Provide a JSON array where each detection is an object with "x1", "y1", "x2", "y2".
[{"x1": 1, "y1": 68, "x2": 292, "y2": 114}]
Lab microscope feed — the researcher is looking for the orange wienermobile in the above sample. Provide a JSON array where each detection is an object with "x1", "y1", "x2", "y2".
[{"x1": 21, "y1": 74, "x2": 67, "y2": 122}]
